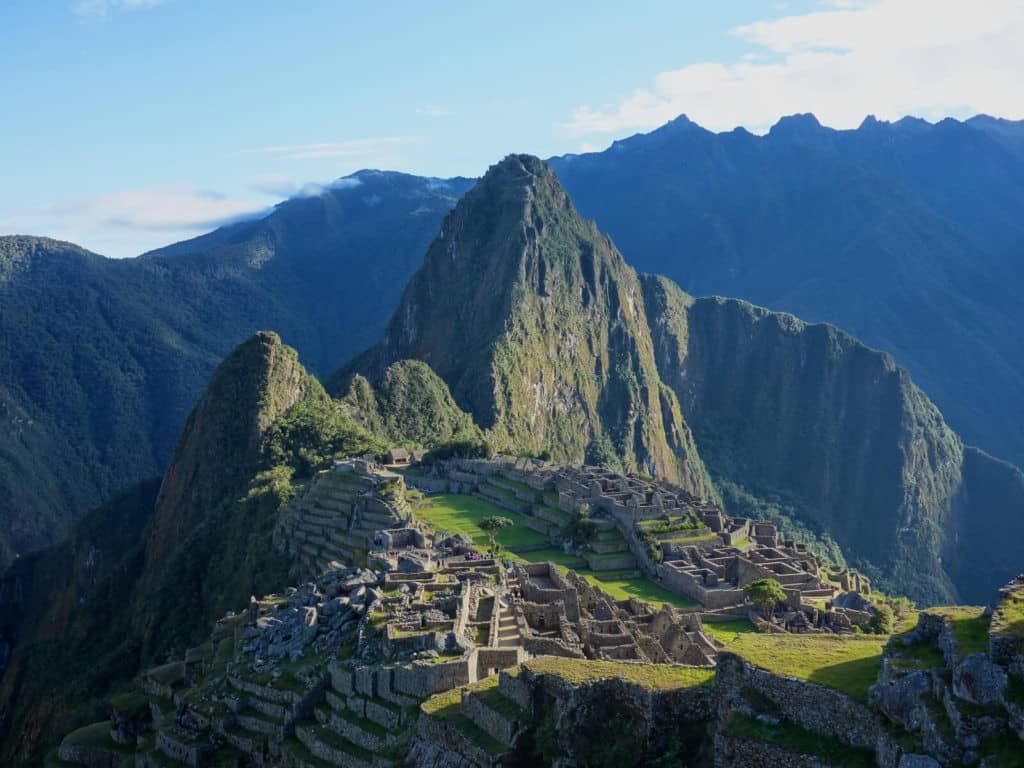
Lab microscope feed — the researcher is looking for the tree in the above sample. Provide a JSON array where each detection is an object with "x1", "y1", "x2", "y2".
[
  {"x1": 743, "y1": 578, "x2": 787, "y2": 621},
  {"x1": 479, "y1": 516, "x2": 513, "y2": 553}
]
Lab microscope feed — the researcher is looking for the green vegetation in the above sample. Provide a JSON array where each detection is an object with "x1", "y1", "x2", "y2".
[
  {"x1": 702, "y1": 619, "x2": 758, "y2": 645},
  {"x1": 925, "y1": 606, "x2": 991, "y2": 657},
  {"x1": 420, "y1": 678, "x2": 507, "y2": 756},
  {"x1": 265, "y1": 394, "x2": 386, "y2": 476},
  {"x1": 413, "y1": 494, "x2": 697, "y2": 610},
  {"x1": 743, "y1": 578, "x2": 787, "y2": 620},
  {"x1": 991, "y1": 583, "x2": 1024, "y2": 639},
  {"x1": 62, "y1": 721, "x2": 135, "y2": 755},
  {"x1": 480, "y1": 515, "x2": 515, "y2": 552},
  {"x1": 980, "y1": 731, "x2": 1024, "y2": 768},
  {"x1": 575, "y1": 572, "x2": 696, "y2": 610},
  {"x1": 342, "y1": 361, "x2": 481, "y2": 448},
  {"x1": 412, "y1": 494, "x2": 548, "y2": 550},
  {"x1": 724, "y1": 712, "x2": 875, "y2": 768},
  {"x1": 523, "y1": 657, "x2": 714, "y2": 690},
  {"x1": 727, "y1": 633, "x2": 887, "y2": 702},
  {"x1": 886, "y1": 634, "x2": 945, "y2": 675},
  {"x1": 344, "y1": 154, "x2": 715, "y2": 495}
]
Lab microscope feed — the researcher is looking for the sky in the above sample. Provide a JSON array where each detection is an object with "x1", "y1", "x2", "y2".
[{"x1": 1, "y1": 0, "x2": 1022, "y2": 257}]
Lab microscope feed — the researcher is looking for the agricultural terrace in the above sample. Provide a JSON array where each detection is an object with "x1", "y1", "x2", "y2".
[{"x1": 412, "y1": 493, "x2": 696, "y2": 609}]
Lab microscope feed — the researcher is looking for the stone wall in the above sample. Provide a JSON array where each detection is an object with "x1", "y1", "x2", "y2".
[
  {"x1": 462, "y1": 691, "x2": 519, "y2": 745},
  {"x1": 392, "y1": 659, "x2": 472, "y2": 698},
  {"x1": 416, "y1": 712, "x2": 492, "y2": 768},
  {"x1": 715, "y1": 653, "x2": 880, "y2": 749},
  {"x1": 498, "y1": 671, "x2": 532, "y2": 713},
  {"x1": 713, "y1": 732, "x2": 840, "y2": 768}
]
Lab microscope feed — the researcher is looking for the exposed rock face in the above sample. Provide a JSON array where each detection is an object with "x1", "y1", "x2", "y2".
[
  {"x1": 952, "y1": 653, "x2": 1008, "y2": 706},
  {"x1": 641, "y1": 274, "x2": 1008, "y2": 605},
  {"x1": 343, "y1": 155, "x2": 713, "y2": 496}
]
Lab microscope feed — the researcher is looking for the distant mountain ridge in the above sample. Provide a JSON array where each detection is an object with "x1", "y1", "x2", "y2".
[
  {"x1": 3, "y1": 111, "x2": 1024, "y2": 576},
  {"x1": 0, "y1": 172, "x2": 471, "y2": 566},
  {"x1": 550, "y1": 112, "x2": 1024, "y2": 470}
]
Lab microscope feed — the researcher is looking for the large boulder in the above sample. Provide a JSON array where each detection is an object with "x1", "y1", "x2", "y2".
[
  {"x1": 952, "y1": 653, "x2": 1007, "y2": 705},
  {"x1": 872, "y1": 670, "x2": 932, "y2": 731}
]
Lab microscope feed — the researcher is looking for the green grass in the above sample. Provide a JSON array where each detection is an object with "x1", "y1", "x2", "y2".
[
  {"x1": 886, "y1": 635, "x2": 946, "y2": 675},
  {"x1": 516, "y1": 547, "x2": 587, "y2": 568},
  {"x1": 414, "y1": 494, "x2": 548, "y2": 550},
  {"x1": 724, "y1": 712, "x2": 875, "y2": 768},
  {"x1": 475, "y1": 686, "x2": 525, "y2": 720},
  {"x1": 728, "y1": 633, "x2": 886, "y2": 702},
  {"x1": 926, "y1": 606, "x2": 991, "y2": 657},
  {"x1": 421, "y1": 677, "x2": 507, "y2": 755},
  {"x1": 656, "y1": 531, "x2": 718, "y2": 544},
  {"x1": 703, "y1": 619, "x2": 758, "y2": 645},
  {"x1": 523, "y1": 657, "x2": 714, "y2": 690},
  {"x1": 991, "y1": 584, "x2": 1024, "y2": 639},
  {"x1": 311, "y1": 724, "x2": 374, "y2": 761},
  {"x1": 577, "y1": 572, "x2": 697, "y2": 610},
  {"x1": 491, "y1": 476, "x2": 537, "y2": 496},
  {"x1": 980, "y1": 730, "x2": 1024, "y2": 768}
]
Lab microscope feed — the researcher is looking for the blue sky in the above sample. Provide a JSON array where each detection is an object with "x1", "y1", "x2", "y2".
[{"x1": 1, "y1": 0, "x2": 1021, "y2": 257}]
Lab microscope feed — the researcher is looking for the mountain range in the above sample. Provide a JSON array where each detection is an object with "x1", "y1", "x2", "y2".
[
  {"x1": 1, "y1": 149, "x2": 1023, "y2": 764},
  {"x1": 1, "y1": 112, "x2": 1022, "y2": 583}
]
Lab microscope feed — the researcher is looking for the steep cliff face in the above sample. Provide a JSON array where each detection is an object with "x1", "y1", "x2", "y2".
[
  {"x1": 642, "y1": 275, "x2": 979, "y2": 604},
  {"x1": 344, "y1": 155, "x2": 713, "y2": 496},
  {"x1": 144, "y1": 331, "x2": 313, "y2": 570},
  {"x1": 949, "y1": 448, "x2": 1024, "y2": 602},
  {"x1": 0, "y1": 481, "x2": 160, "y2": 766}
]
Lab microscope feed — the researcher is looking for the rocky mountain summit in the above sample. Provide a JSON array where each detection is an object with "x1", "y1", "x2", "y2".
[{"x1": 341, "y1": 154, "x2": 714, "y2": 497}]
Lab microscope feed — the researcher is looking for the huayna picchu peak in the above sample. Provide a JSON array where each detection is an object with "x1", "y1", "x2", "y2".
[{"x1": 340, "y1": 154, "x2": 715, "y2": 498}]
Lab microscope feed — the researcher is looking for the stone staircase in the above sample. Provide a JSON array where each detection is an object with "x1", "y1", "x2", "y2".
[{"x1": 495, "y1": 598, "x2": 520, "y2": 648}]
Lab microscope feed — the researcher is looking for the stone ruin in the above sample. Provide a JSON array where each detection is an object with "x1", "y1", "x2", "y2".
[
  {"x1": 511, "y1": 561, "x2": 717, "y2": 666},
  {"x1": 406, "y1": 456, "x2": 872, "y2": 630}
]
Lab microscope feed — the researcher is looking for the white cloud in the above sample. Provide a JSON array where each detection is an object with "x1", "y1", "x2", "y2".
[
  {"x1": 563, "y1": 0, "x2": 1024, "y2": 136},
  {"x1": 416, "y1": 105, "x2": 451, "y2": 117},
  {"x1": 4, "y1": 184, "x2": 269, "y2": 258},
  {"x1": 238, "y1": 136, "x2": 422, "y2": 161},
  {"x1": 246, "y1": 173, "x2": 364, "y2": 200},
  {"x1": 72, "y1": 0, "x2": 166, "y2": 16}
]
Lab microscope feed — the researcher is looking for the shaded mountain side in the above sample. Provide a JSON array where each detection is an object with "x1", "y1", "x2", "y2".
[
  {"x1": 0, "y1": 333, "x2": 373, "y2": 764},
  {"x1": 640, "y1": 274, "x2": 1020, "y2": 605},
  {"x1": 550, "y1": 114, "x2": 1024, "y2": 469},
  {"x1": 0, "y1": 480, "x2": 160, "y2": 767},
  {"x1": 949, "y1": 448, "x2": 1024, "y2": 602},
  {"x1": 339, "y1": 155, "x2": 714, "y2": 497},
  {"x1": 0, "y1": 173, "x2": 469, "y2": 566}
]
